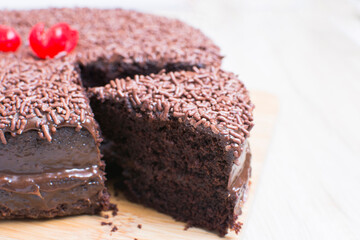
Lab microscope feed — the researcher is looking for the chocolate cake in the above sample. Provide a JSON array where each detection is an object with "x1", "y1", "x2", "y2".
[{"x1": 0, "y1": 8, "x2": 253, "y2": 236}]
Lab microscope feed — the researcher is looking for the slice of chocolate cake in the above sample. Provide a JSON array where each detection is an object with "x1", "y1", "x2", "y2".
[
  {"x1": 89, "y1": 67, "x2": 254, "y2": 236},
  {"x1": 0, "y1": 56, "x2": 109, "y2": 218}
]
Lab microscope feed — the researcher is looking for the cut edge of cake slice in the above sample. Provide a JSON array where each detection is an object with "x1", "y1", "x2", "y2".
[{"x1": 88, "y1": 67, "x2": 254, "y2": 236}]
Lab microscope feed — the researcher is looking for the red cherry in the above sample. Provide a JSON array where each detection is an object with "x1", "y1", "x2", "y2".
[
  {"x1": 0, "y1": 25, "x2": 21, "y2": 52},
  {"x1": 29, "y1": 22, "x2": 79, "y2": 59}
]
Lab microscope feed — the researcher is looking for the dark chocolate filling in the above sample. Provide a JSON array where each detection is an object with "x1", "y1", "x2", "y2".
[{"x1": 0, "y1": 166, "x2": 103, "y2": 208}]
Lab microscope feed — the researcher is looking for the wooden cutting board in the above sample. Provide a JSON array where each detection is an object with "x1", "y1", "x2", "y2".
[{"x1": 0, "y1": 91, "x2": 278, "y2": 240}]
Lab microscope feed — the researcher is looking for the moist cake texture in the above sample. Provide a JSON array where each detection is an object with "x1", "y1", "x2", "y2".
[{"x1": 0, "y1": 8, "x2": 253, "y2": 236}]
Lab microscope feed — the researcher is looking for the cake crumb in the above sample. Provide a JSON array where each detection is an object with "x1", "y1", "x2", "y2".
[
  {"x1": 233, "y1": 222, "x2": 243, "y2": 234},
  {"x1": 114, "y1": 189, "x2": 120, "y2": 197},
  {"x1": 103, "y1": 214, "x2": 109, "y2": 219},
  {"x1": 111, "y1": 226, "x2": 118, "y2": 232},
  {"x1": 184, "y1": 223, "x2": 190, "y2": 231},
  {"x1": 101, "y1": 222, "x2": 112, "y2": 226},
  {"x1": 109, "y1": 203, "x2": 118, "y2": 216},
  {"x1": 137, "y1": 224, "x2": 142, "y2": 229}
]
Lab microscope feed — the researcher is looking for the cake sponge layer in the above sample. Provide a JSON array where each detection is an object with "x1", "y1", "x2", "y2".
[{"x1": 0, "y1": 128, "x2": 100, "y2": 174}]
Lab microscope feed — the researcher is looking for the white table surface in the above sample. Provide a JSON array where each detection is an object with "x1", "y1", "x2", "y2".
[{"x1": 1, "y1": 0, "x2": 359, "y2": 239}]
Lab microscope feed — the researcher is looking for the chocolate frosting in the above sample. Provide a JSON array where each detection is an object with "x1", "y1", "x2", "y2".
[
  {"x1": 0, "y1": 166, "x2": 104, "y2": 211},
  {"x1": 0, "y1": 166, "x2": 101, "y2": 196}
]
